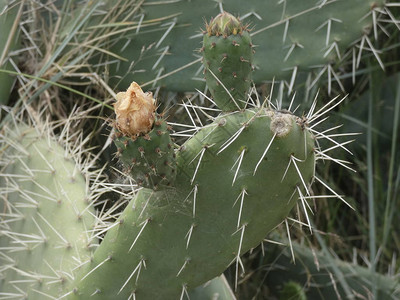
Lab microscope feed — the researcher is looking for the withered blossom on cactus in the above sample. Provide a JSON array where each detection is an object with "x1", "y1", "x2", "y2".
[{"x1": 114, "y1": 81, "x2": 156, "y2": 138}]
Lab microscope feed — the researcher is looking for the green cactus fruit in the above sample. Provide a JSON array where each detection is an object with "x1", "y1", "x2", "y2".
[
  {"x1": 114, "y1": 118, "x2": 176, "y2": 189},
  {"x1": 202, "y1": 12, "x2": 253, "y2": 111},
  {"x1": 0, "y1": 123, "x2": 97, "y2": 299},
  {"x1": 69, "y1": 107, "x2": 315, "y2": 299}
]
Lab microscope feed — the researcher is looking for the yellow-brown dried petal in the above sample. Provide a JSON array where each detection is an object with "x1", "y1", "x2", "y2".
[{"x1": 114, "y1": 82, "x2": 156, "y2": 138}]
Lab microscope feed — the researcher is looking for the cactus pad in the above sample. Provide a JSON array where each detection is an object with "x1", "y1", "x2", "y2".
[
  {"x1": 70, "y1": 107, "x2": 315, "y2": 299},
  {"x1": 114, "y1": 118, "x2": 176, "y2": 189},
  {"x1": 0, "y1": 124, "x2": 96, "y2": 299},
  {"x1": 202, "y1": 12, "x2": 254, "y2": 111}
]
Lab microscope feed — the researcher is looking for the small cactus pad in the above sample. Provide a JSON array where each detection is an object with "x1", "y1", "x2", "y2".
[
  {"x1": 114, "y1": 118, "x2": 176, "y2": 189},
  {"x1": 70, "y1": 108, "x2": 315, "y2": 299},
  {"x1": 203, "y1": 12, "x2": 253, "y2": 111}
]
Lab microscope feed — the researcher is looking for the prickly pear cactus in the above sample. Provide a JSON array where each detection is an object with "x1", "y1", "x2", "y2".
[
  {"x1": 0, "y1": 122, "x2": 97, "y2": 299},
  {"x1": 202, "y1": 12, "x2": 254, "y2": 111},
  {"x1": 0, "y1": 7, "x2": 364, "y2": 299}
]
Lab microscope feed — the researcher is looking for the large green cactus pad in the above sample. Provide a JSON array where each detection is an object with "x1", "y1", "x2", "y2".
[{"x1": 70, "y1": 108, "x2": 315, "y2": 299}]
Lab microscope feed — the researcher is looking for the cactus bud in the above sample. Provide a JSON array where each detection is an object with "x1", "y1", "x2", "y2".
[
  {"x1": 114, "y1": 82, "x2": 156, "y2": 139},
  {"x1": 206, "y1": 12, "x2": 243, "y2": 36}
]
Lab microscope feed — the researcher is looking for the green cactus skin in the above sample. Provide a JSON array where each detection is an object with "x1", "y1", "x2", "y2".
[
  {"x1": 69, "y1": 107, "x2": 315, "y2": 299},
  {"x1": 202, "y1": 12, "x2": 253, "y2": 111},
  {"x1": 114, "y1": 118, "x2": 177, "y2": 189},
  {"x1": 264, "y1": 239, "x2": 400, "y2": 300},
  {"x1": 85, "y1": 0, "x2": 384, "y2": 92},
  {"x1": 0, "y1": 124, "x2": 97, "y2": 299}
]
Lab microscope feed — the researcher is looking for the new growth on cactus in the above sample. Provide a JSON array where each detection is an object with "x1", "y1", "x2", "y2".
[{"x1": 202, "y1": 12, "x2": 254, "y2": 111}]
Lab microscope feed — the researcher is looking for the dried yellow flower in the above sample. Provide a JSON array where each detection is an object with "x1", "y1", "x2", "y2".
[{"x1": 114, "y1": 82, "x2": 156, "y2": 139}]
